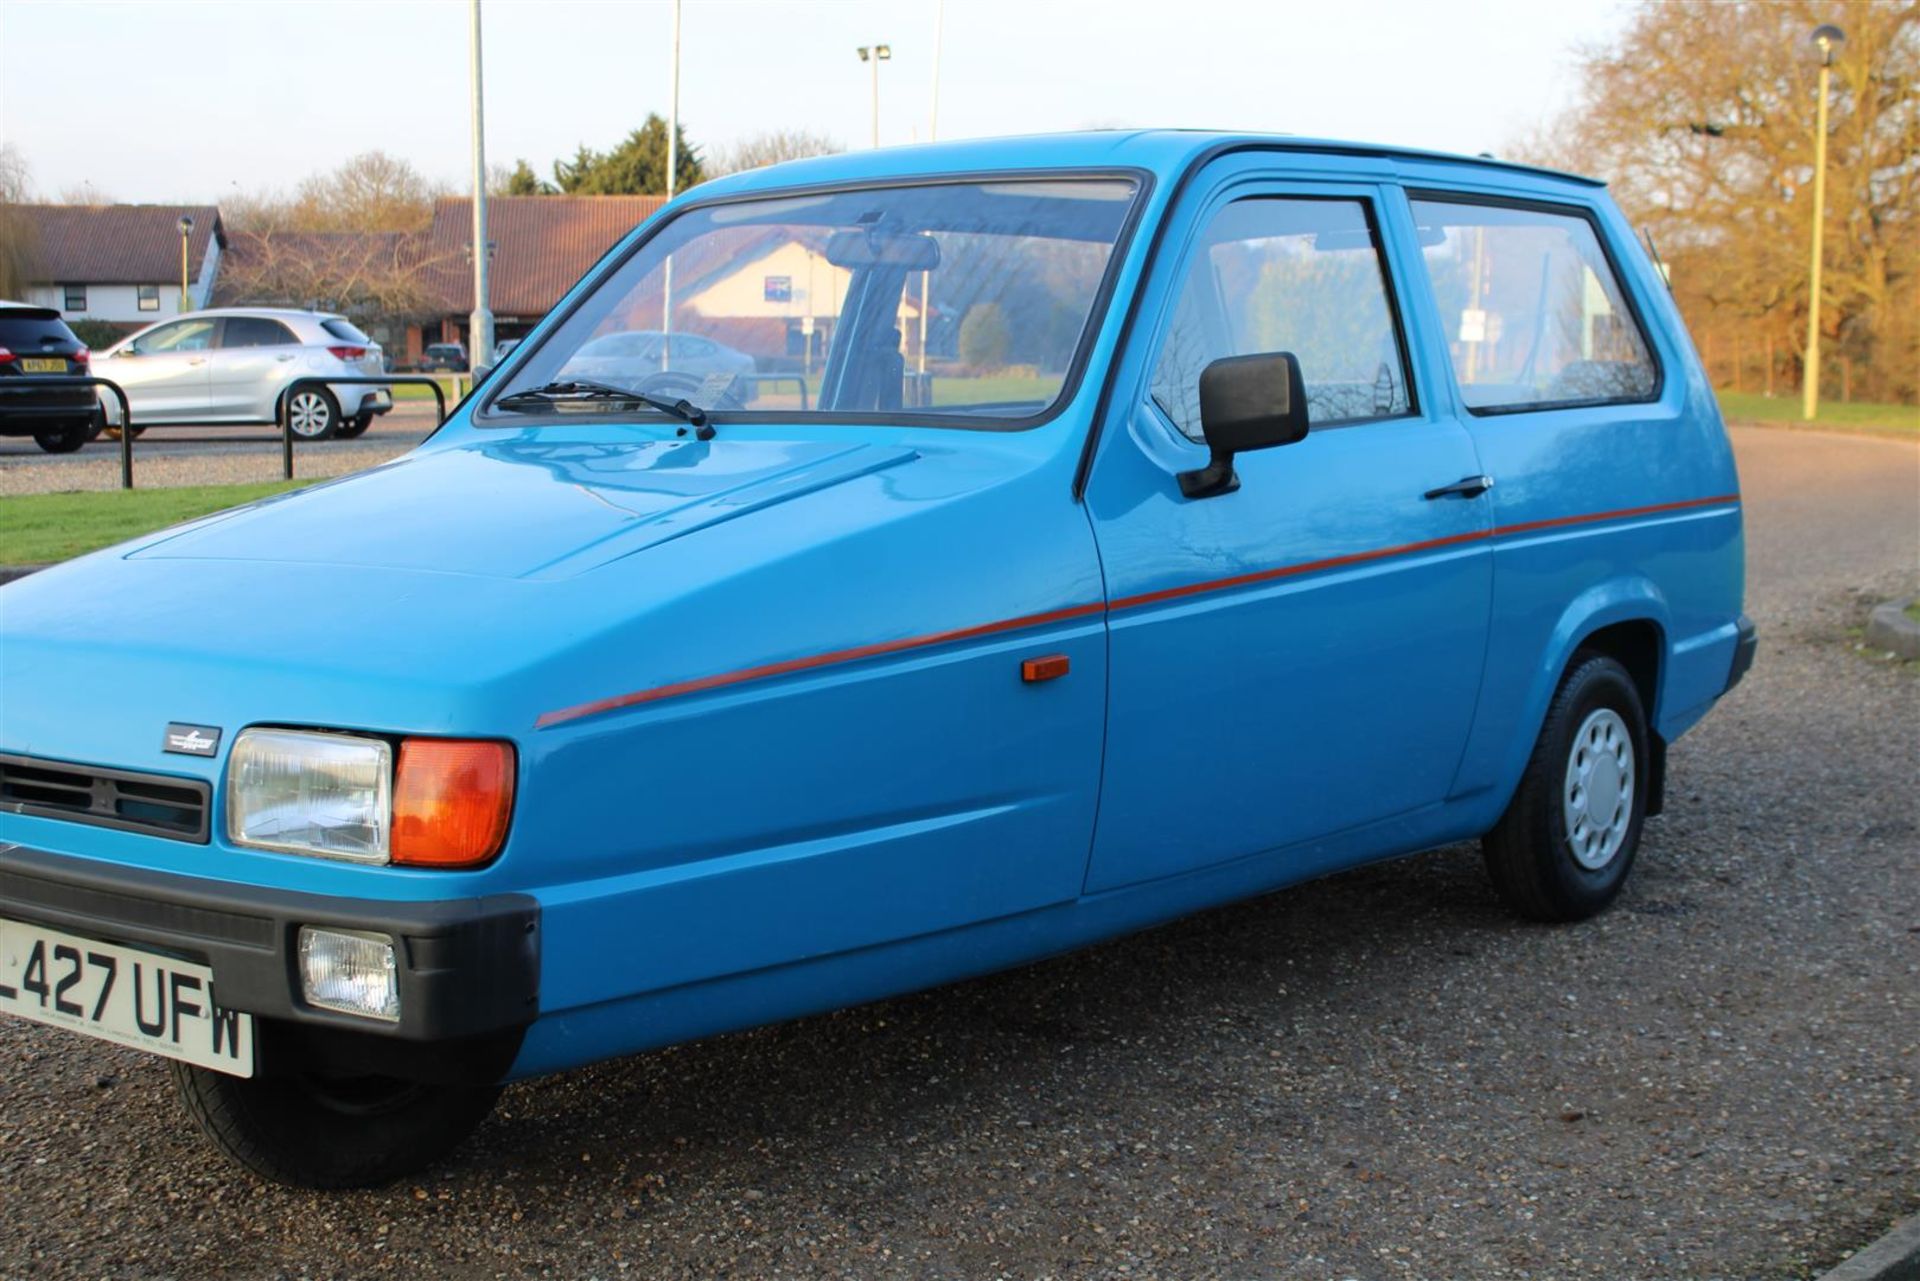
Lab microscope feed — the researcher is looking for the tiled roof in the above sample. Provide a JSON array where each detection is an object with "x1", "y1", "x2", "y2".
[
  {"x1": 419, "y1": 196, "x2": 665, "y2": 316},
  {"x1": 10, "y1": 204, "x2": 224, "y2": 284}
]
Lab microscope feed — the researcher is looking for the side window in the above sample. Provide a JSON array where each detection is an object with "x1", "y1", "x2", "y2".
[
  {"x1": 134, "y1": 319, "x2": 217, "y2": 354},
  {"x1": 220, "y1": 317, "x2": 298, "y2": 348},
  {"x1": 1149, "y1": 197, "x2": 1412, "y2": 439},
  {"x1": 1409, "y1": 197, "x2": 1658, "y2": 411}
]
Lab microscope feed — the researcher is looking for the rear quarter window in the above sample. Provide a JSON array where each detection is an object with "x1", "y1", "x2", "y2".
[
  {"x1": 0, "y1": 314, "x2": 80, "y2": 347},
  {"x1": 321, "y1": 318, "x2": 372, "y2": 344},
  {"x1": 1409, "y1": 196, "x2": 1659, "y2": 413}
]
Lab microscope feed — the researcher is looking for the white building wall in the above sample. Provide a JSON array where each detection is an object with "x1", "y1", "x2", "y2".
[{"x1": 26, "y1": 277, "x2": 213, "y2": 326}]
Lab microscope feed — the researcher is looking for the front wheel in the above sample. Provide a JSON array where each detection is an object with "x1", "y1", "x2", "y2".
[
  {"x1": 1482, "y1": 652, "x2": 1650, "y2": 922},
  {"x1": 285, "y1": 387, "x2": 340, "y2": 441},
  {"x1": 169, "y1": 1060, "x2": 500, "y2": 1189}
]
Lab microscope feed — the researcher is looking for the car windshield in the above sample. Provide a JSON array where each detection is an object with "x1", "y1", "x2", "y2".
[{"x1": 485, "y1": 176, "x2": 1140, "y2": 426}]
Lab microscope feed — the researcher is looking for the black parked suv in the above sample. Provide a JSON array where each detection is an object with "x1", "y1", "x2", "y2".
[{"x1": 0, "y1": 303, "x2": 100, "y2": 453}]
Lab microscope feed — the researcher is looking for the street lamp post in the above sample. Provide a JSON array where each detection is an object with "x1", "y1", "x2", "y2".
[
  {"x1": 177, "y1": 215, "x2": 194, "y2": 313},
  {"x1": 856, "y1": 44, "x2": 892, "y2": 148},
  {"x1": 468, "y1": 0, "x2": 494, "y2": 367},
  {"x1": 1802, "y1": 22, "x2": 1844, "y2": 421}
]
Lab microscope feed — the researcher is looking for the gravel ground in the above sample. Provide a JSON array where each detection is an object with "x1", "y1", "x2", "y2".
[
  {"x1": 0, "y1": 407, "x2": 435, "y2": 496},
  {"x1": 1, "y1": 426, "x2": 1915, "y2": 1280}
]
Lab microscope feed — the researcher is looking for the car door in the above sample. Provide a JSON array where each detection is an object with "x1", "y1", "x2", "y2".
[
  {"x1": 1398, "y1": 190, "x2": 1722, "y2": 800},
  {"x1": 104, "y1": 318, "x2": 216, "y2": 422},
  {"x1": 208, "y1": 315, "x2": 301, "y2": 420},
  {"x1": 1081, "y1": 173, "x2": 1494, "y2": 893}
]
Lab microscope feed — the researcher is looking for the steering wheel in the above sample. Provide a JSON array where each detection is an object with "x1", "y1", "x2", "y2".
[{"x1": 633, "y1": 369, "x2": 749, "y2": 411}]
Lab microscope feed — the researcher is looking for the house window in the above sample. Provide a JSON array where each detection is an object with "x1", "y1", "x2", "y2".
[
  {"x1": 137, "y1": 285, "x2": 160, "y2": 312},
  {"x1": 63, "y1": 285, "x2": 86, "y2": 312}
]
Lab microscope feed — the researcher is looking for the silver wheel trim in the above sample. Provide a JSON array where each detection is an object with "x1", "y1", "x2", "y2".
[
  {"x1": 289, "y1": 392, "x2": 331, "y2": 437},
  {"x1": 1563, "y1": 707, "x2": 1634, "y2": 870}
]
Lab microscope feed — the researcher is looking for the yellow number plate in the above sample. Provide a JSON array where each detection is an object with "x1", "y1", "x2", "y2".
[{"x1": 19, "y1": 358, "x2": 66, "y2": 373}]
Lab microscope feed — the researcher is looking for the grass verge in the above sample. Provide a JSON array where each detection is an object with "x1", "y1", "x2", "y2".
[
  {"x1": 1717, "y1": 391, "x2": 1919, "y2": 434},
  {"x1": 0, "y1": 480, "x2": 310, "y2": 567}
]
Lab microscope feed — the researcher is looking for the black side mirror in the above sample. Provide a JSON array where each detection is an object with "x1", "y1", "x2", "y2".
[{"x1": 1177, "y1": 351, "x2": 1310, "y2": 499}]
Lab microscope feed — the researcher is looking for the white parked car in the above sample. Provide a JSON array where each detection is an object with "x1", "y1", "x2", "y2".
[
  {"x1": 96, "y1": 309, "x2": 391, "y2": 440},
  {"x1": 559, "y1": 330, "x2": 756, "y2": 384}
]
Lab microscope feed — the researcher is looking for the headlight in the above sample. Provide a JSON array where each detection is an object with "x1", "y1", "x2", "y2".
[
  {"x1": 225, "y1": 728, "x2": 515, "y2": 867},
  {"x1": 227, "y1": 728, "x2": 392, "y2": 862}
]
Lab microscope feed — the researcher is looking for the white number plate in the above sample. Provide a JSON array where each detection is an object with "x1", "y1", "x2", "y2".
[{"x1": 0, "y1": 918, "x2": 255, "y2": 1077}]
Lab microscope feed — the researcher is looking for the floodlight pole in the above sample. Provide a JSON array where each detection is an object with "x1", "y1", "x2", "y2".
[
  {"x1": 468, "y1": 0, "x2": 494, "y2": 365},
  {"x1": 1801, "y1": 24, "x2": 1843, "y2": 421},
  {"x1": 919, "y1": 4, "x2": 943, "y2": 384},
  {"x1": 662, "y1": 0, "x2": 682, "y2": 370},
  {"x1": 858, "y1": 44, "x2": 891, "y2": 148}
]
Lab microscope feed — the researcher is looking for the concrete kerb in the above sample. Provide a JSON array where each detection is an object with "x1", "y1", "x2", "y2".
[
  {"x1": 1864, "y1": 596, "x2": 1920, "y2": 660},
  {"x1": 1817, "y1": 1213, "x2": 1920, "y2": 1281}
]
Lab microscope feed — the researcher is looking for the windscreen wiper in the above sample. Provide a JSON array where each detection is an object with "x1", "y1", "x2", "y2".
[{"x1": 494, "y1": 378, "x2": 714, "y2": 439}]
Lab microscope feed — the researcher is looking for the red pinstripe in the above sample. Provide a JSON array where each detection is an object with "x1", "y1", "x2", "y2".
[{"x1": 534, "y1": 493, "x2": 1741, "y2": 728}]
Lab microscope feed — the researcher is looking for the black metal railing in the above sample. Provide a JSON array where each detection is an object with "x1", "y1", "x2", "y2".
[
  {"x1": 0, "y1": 376, "x2": 135, "y2": 488},
  {"x1": 277, "y1": 375, "x2": 450, "y2": 480}
]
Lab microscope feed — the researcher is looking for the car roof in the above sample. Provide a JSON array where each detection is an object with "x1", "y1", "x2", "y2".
[
  {"x1": 691, "y1": 129, "x2": 1602, "y2": 204},
  {"x1": 185, "y1": 307, "x2": 345, "y2": 322},
  {"x1": 0, "y1": 302, "x2": 64, "y2": 321}
]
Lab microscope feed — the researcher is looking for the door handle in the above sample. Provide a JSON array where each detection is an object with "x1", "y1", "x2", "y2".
[
  {"x1": 275, "y1": 354, "x2": 295, "y2": 362},
  {"x1": 1423, "y1": 474, "x2": 1494, "y2": 500},
  {"x1": 187, "y1": 357, "x2": 207, "y2": 366}
]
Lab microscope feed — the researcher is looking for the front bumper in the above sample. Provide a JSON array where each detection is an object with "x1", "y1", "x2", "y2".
[{"x1": 0, "y1": 843, "x2": 539, "y2": 1082}]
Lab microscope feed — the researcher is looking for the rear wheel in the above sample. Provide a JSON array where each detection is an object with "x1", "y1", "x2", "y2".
[
  {"x1": 1482, "y1": 652, "x2": 1650, "y2": 922},
  {"x1": 286, "y1": 388, "x2": 340, "y2": 441},
  {"x1": 168, "y1": 1060, "x2": 500, "y2": 1189},
  {"x1": 32, "y1": 421, "x2": 91, "y2": 453}
]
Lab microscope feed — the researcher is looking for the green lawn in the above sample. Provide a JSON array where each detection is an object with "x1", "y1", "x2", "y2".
[
  {"x1": 1716, "y1": 391, "x2": 1919, "y2": 433},
  {"x1": 0, "y1": 481, "x2": 309, "y2": 567},
  {"x1": 391, "y1": 377, "x2": 468, "y2": 403}
]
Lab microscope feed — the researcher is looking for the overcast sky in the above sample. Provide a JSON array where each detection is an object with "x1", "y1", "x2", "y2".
[{"x1": 1, "y1": 0, "x2": 1632, "y2": 204}]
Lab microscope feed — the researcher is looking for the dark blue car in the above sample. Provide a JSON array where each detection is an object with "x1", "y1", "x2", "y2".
[{"x1": 0, "y1": 131, "x2": 1752, "y2": 1187}]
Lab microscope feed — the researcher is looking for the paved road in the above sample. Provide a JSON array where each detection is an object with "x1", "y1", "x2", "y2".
[
  {"x1": 0, "y1": 403, "x2": 440, "y2": 460},
  {"x1": 1, "y1": 426, "x2": 1915, "y2": 1280},
  {"x1": 0, "y1": 405, "x2": 439, "y2": 496}
]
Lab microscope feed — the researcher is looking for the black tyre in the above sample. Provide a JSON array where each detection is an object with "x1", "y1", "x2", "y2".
[
  {"x1": 169, "y1": 1060, "x2": 500, "y2": 1189},
  {"x1": 1482, "y1": 652, "x2": 1650, "y2": 923},
  {"x1": 336, "y1": 411, "x2": 373, "y2": 439},
  {"x1": 285, "y1": 387, "x2": 340, "y2": 441},
  {"x1": 32, "y1": 420, "x2": 91, "y2": 453}
]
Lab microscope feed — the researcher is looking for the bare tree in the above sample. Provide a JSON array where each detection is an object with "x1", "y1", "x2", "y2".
[
  {"x1": 217, "y1": 228, "x2": 457, "y2": 322},
  {"x1": 707, "y1": 129, "x2": 842, "y2": 177},
  {"x1": 0, "y1": 144, "x2": 36, "y2": 298},
  {"x1": 0, "y1": 143, "x2": 32, "y2": 203},
  {"x1": 225, "y1": 151, "x2": 451, "y2": 235},
  {"x1": 1517, "y1": 0, "x2": 1918, "y2": 403},
  {"x1": 56, "y1": 180, "x2": 115, "y2": 206}
]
